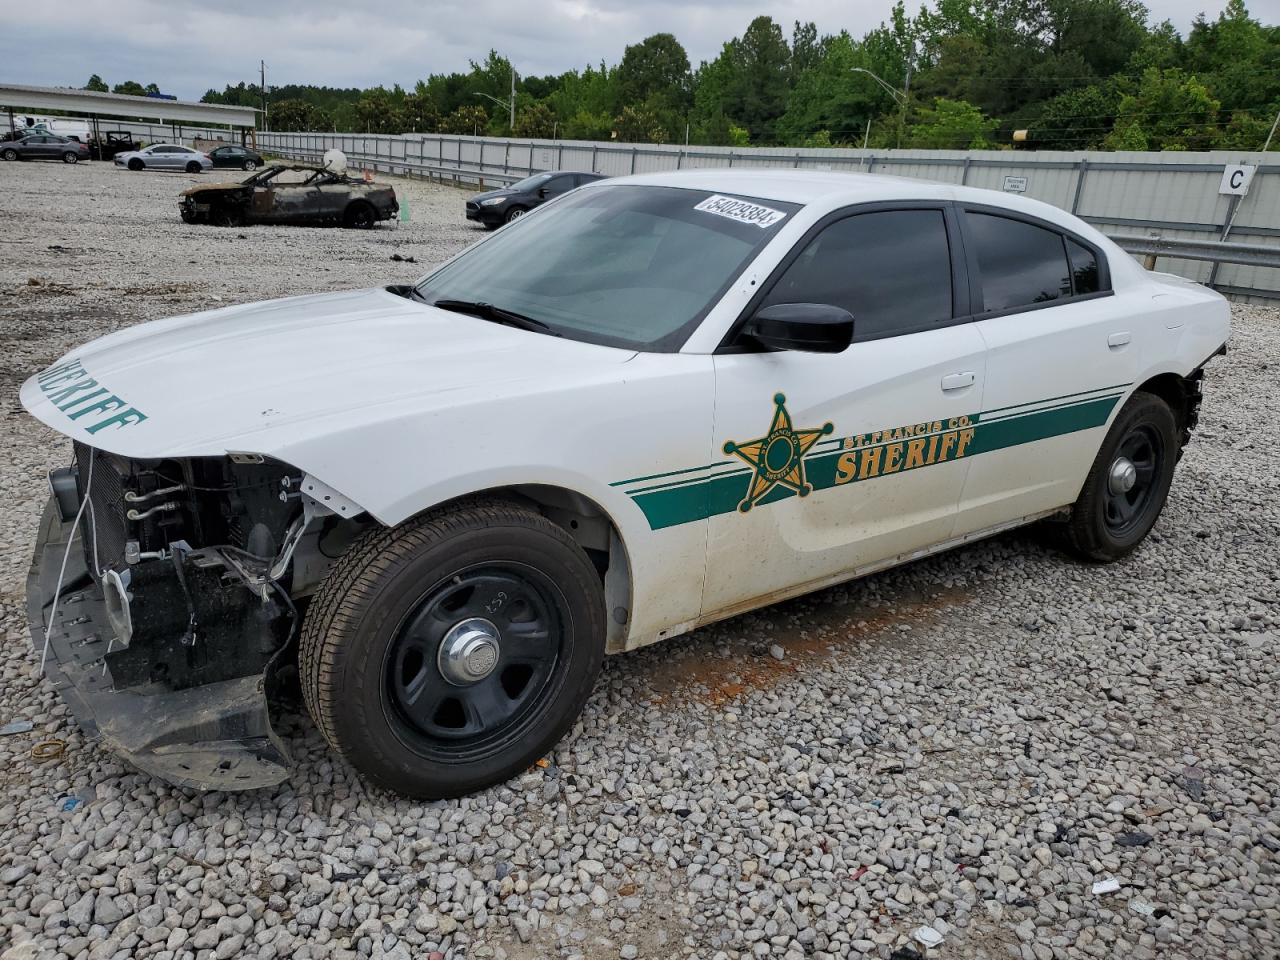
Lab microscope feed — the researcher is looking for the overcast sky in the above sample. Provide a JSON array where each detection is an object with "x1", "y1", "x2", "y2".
[{"x1": 1, "y1": 0, "x2": 1247, "y2": 101}]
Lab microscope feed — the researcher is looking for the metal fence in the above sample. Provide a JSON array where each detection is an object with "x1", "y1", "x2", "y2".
[{"x1": 117, "y1": 122, "x2": 1280, "y2": 302}]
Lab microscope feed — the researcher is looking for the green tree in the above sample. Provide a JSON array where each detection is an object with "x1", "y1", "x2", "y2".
[
  {"x1": 563, "y1": 109, "x2": 613, "y2": 140},
  {"x1": 269, "y1": 100, "x2": 317, "y2": 132},
  {"x1": 617, "y1": 33, "x2": 692, "y2": 112},
  {"x1": 614, "y1": 105, "x2": 667, "y2": 143},
  {"x1": 1110, "y1": 67, "x2": 1220, "y2": 149},
  {"x1": 439, "y1": 104, "x2": 489, "y2": 135},
  {"x1": 84, "y1": 75, "x2": 108, "y2": 92},
  {"x1": 514, "y1": 101, "x2": 557, "y2": 138},
  {"x1": 112, "y1": 80, "x2": 146, "y2": 96},
  {"x1": 1029, "y1": 82, "x2": 1121, "y2": 149},
  {"x1": 907, "y1": 98, "x2": 997, "y2": 148}
]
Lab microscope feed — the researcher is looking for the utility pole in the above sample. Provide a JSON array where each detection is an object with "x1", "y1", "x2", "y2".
[
  {"x1": 510, "y1": 67, "x2": 516, "y2": 131},
  {"x1": 898, "y1": 46, "x2": 913, "y2": 150},
  {"x1": 260, "y1": 60, "x2": 268, "y2": 132}
]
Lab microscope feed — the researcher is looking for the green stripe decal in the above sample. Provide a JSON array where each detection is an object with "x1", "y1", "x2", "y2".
[{"x1": 628, "y1": 393, "x2": 1120, "y2": 531}]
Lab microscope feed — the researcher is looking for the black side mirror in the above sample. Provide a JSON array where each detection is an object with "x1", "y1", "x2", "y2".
[
  {"x1": 743, "y1": 303, "x2": 854, "y2": 353},
  {"x1": 537, "y1": 187, "x2": 548, "y2": 198}
]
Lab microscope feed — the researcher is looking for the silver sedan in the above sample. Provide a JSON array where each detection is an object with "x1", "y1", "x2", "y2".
[{"x1": 114, "y1": 144, "x2": 212, "y2": 173}]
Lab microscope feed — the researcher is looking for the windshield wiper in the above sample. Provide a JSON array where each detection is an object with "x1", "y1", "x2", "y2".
[{"x1": 430, "y1": 298, "x2": 559, "y2": 336}]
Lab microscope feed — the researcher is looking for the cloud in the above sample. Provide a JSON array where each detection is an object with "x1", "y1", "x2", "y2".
[{"x1": 0, "y1": 0, "x2": 1224, "y2": 100}]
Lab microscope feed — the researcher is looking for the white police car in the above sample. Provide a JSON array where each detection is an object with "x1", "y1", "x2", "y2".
[{"x1": 22, "y1": 170, "x2": 1230, "y2": 798}]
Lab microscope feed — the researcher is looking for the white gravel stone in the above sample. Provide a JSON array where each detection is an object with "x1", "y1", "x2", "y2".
[{"x1": 0, "y1": 160, "x2": 1276, "y2": 960}]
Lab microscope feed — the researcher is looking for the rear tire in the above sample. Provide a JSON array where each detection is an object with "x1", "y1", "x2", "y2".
[
  {"x1": 1060, "y1": 391, "x2": 1178, "y2": 562},
  {"x1": 62, "y1": 152, "x2": 79, "y2": 164},
  {"x1": 185, "y1": 161, "x2": 202, "y2": 174},
  {"x1": 343, "y1": 201, "x2": 375, "y2": 229},
  {"x1": 299, "y1": 500, "x2": 606, "y2": 798},
  {"x1": 128, "y1": 158, "x2": 143, "y2": 171}
]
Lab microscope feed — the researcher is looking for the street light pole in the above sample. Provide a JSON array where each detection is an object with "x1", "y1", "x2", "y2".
[
  {"x1": 510, "y1": 67, "x2": 516, "y2": 131},
  {"x1": 850, "y1": 65, "x2": 911, "y2": 149}
]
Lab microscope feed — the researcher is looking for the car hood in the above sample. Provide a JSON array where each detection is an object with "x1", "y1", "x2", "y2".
[
  {"x1": 470, "y1": 188, "x2": 517, "y2": 202},
  {"x1": 21, "y1": 287, "x2": 636, "y2": 464}
]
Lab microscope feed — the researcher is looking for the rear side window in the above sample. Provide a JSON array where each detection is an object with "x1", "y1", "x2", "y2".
[
  {"x1": 1067, "y1": 238, "x2": 1100, "y2": 295},
  {"x1": 968, "y1": 213, "x2": 1072, "y2": 312},
  {"x1": 761, "y1": 209, "x2": 953, "y2": 341}
]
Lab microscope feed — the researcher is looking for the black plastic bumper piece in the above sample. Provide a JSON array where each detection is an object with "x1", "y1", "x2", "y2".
[{"x1": 25, "y1": 497, "x2": 290, "y2": 791}]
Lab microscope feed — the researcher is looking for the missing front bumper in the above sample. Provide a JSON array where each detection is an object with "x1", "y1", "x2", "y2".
[{"x1": 25, "y1": 497, "x2": 291, "y2": 791}]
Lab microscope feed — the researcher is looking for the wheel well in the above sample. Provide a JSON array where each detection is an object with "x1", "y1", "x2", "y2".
[
  {"x1": 413, "y1": 485, "x2": 634, "y2": 653},
  {"x1": 1136, "y1": 371, "x2": 1202, "y2": 450}
]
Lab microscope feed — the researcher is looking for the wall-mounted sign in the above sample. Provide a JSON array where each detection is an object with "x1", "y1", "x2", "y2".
[
  {"x1": 1218, "y1": 164, "x2": 1256, "y2": 196},
  {"x1": 1002, "y1": 176, "x2": 1028, "y2": 193}
]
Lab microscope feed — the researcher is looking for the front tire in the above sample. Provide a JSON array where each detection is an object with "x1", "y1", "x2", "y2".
[
  {"x1": 1060, "y1": 391, "x2": 1178, "y2": 562},
  {"x1": 127, "y1": 158, "x2": 143, "y2": 171},
  {"x1": 300, "y1": 500, "x2": 606, "y2": 798},
  {"x1": 505, "y1": 206, "x2": 528, "y2": 224},
  {"x1": 243, "y1": 159, "x2": 257, "y2": 171},
  {"x1": 62, "y1": 152, "x2": 79, "y2": 164},
  {"x1": 343, "y1": 201, "x2": 375, "y2": 229}
]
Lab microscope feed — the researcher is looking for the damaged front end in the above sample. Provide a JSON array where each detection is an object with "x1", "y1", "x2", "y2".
[{"x1": 27, "y1": 445, "x2": 359, "y2": 790}]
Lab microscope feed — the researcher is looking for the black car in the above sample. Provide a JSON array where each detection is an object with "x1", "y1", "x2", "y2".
[
  {"x1": 206, "y1": 144, "x2": 265, "y2": 171},
  {"x1": 466, "y1": 170, "x2": 606, "y2": 228}
]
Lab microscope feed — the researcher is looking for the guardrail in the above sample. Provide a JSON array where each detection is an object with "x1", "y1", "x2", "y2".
[
  {"x1": 1109, "y1": 234, "x2": 1280, "y2": 271},
  {"x1": 264, "y1": 143, "x2": 521, "y2": 187}
]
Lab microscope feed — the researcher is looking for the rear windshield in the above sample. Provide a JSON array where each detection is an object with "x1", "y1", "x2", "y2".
[{"x1": 416, "y1": 184, "x2": 798, "y2": 351}]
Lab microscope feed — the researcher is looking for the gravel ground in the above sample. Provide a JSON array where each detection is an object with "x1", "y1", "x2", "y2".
[{"x1": 0, "y1": 160, "x2": 1276, "y2": 960}]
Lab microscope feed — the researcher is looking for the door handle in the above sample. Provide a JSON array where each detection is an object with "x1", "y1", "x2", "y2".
[
  {"x1": 1108, "y1": 332, "x2": 1132, "y2": 348},
  {"x1": 941, "y1": 372, "x2": 976, "y2": 391}
]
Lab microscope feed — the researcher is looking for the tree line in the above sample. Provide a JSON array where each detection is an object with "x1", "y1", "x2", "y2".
[{"x1": 119, "y1": 0, "x2": 1280, "y2": 150}]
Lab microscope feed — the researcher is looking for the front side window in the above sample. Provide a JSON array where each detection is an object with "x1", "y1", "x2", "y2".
[
  {"x1": 510, "y1": 172, "x2": 553, "y2": 192},
  {"x1": 416, "y1": 184, "x2": 798, "y2": 351},
  {"x1": 968, "y1": 212, "x2": 1072, "y2": 312},
  {"x1": 760, "y1": 208, "x2": 954, "y2": 341}
]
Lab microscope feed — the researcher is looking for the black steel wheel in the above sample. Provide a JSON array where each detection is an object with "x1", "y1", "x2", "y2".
[
  {"x1": 1060, "y1": 391, "x2": 1178, "y2": 562},
  {"x1": 127, "y1": 158, "x2": 143, "y2": 170},
  {"x1": 300, "y1": 499, "x2": 606, "y2": 798},
  {"x1": 62, "y1": 152, "x2": 79, "y2": 164},
  {"x1": 383, "y1": 565, "x2": 564, "y2": 760},
  {"x1": 185, "y1": 161, "x2": 202, "y2": 173}
]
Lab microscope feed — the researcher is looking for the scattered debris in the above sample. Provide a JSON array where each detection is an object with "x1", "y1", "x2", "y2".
[
  {"x1": 1092, "y1": 876, "x2": 1122, "y2": 895},
  {"x1": 0, "y1": 720, "x2": 34, "y2": 736},
  {"x1": 30, "y1": 740, "x2": 65, "y2": 762},
  {"x1": 534, "y1": 757, "x2": 550, "y2": 769},
  {"x1": 1117, "y1": 830, "x2": 1154, "y2": 847},
  {"x1": 913, "y1": 926, "x2": 945, "y2": 948},
  {"x1": 769, "y1": 643, "x2": 786, "y2": 661},
  {"x1": 889, "y1": 948, "x2": 924, "y2": 960},
  {"x1": 1181, "y1": 765, "x2": 1206, "y2": 801},
  {"x1": 1143, "y1": 803, "x2": 1174, "y2": 818},
  {"x1": 390, "y1": 253, "x2": 418, "y2": 263},
  {"x1": 1128, "y1": 897, "x2": 1156, "y2": 916},
  {"x1": 850, "y1": 866, "x2": 869, "y2": 881},
  {"x1": 58, "y1": 795, "x2": 84, "y2": 812}
]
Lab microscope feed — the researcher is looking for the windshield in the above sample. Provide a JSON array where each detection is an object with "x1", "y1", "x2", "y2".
[
  {"x1": 508, "y1": 172, "x2": 554, "y2": 192},
  {"x1": 415, "y1": 184, "x2": 798, "y2": 351}
]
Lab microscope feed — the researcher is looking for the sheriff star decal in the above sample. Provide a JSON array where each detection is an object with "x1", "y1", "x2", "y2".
[{"x1": 722, "y1": 393, "x2": 833, "y2": 513}]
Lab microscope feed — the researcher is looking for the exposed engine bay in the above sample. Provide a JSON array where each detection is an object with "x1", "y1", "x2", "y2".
[{"x1": 28, "y1": 446, "x2": 366, "y2": 789}]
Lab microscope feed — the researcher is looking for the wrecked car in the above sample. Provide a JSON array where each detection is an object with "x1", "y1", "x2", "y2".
[
  {"x1": 24, "y1": 171, "x2": 1229, "y2": 798},
  {"x1": 178, "y1": 163, "x2": 398, "y2": 228}
]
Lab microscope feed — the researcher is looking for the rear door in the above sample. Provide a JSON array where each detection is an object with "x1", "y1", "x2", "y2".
[
  {"x1": 954, "y1": 207, "x2": 1140, "y2": 533},
  {"x1": 702, "y1": 203, "x2": 988, "y2": 619}
]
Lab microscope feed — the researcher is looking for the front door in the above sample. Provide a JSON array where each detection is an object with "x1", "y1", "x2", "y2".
[{"x1": 702, "y1": 205, "x2": 987, "y2": 620}]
